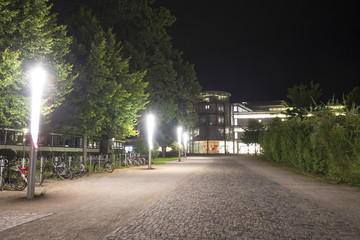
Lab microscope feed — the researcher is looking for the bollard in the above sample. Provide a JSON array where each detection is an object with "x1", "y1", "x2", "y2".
[
  {"x1": 98, "y1": 155, "x2": 101, "y2": 172},
  {"x1": 89, "y1": 155, "x2": 92, "y2": 174},
  {"x1": 0, "y1": 158, "x2": 4, "y2": 191},
  {"x1": 40, "y1": 157, "x2": 44, "y2": 183}
]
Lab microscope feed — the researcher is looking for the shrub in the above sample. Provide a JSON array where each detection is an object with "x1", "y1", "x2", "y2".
[
  {"x1": 261, "y1": 106, "x2": 360, "y2": 184},
  {"x1": 133, "y1": 138, "x2": 159, "y2": 159},
  {"x1": 0, "y1": 149, "x2": 17, "y2": 160}
]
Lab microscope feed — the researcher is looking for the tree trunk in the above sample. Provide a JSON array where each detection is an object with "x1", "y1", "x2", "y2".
[
  {"x1": 162, "y1": 145, "x2": 166, "y2": 157},
  {"x1": 100, "y1": 135, "x2": 109, "y2": 155},
  {"x1": 83, "y1": 135, "x2": 87, "y2": 166}
]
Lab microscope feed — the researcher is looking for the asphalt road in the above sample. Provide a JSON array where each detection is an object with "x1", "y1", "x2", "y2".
[{"x1": 1, "y1": 156, "x2": 360, "y2": 239}]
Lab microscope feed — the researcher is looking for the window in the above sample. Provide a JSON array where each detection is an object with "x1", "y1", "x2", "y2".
[
  {"x1": 209, "y1": 115, "x2": 216, "y2": 125},
  {"x1": 200, "y1": 116, "x2": 206, "y2": 125},
  {"x1": 205, "y1": 105, "x2": 210, "y2": 110},
  {"x1": 218, "y1": 105, "x2": 224, "y2": 112},
  {"x1": 218, "y1": 116, "x2": 224, "y2": 124}
]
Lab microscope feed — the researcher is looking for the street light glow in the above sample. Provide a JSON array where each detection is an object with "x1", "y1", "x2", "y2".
[
  {"x1": 29, "y1": 65, "x2": 46, "y2": 149},
  {"x1": 146, "y1": 114, "x2": 155, "y2": 169},
  {"x1": 177, "y1": 126, "x2": 182, "y2": 161},
  {"x1": 27, "y1": 64, "x2": 46, "y2": 199},
  {"x1": 183, "y1": 131, "x2": 188, "y2": 158},
  {"x1": 146, "y1": 114, "x2": 155, "y2": 150}
]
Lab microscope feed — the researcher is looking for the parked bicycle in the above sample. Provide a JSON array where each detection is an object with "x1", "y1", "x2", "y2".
[
  {"x1": 0, "y1": 157, "x2": 27, "y2": 191},
  {"x1": 71, "y1": 156, "x2": 86, "y2": 178},
  {"x1": 40, "y1": 157, "x2": 73, "y2": 185},
  {"x1": 92, "y1": 156, "x2": 114, "y2": 173}
]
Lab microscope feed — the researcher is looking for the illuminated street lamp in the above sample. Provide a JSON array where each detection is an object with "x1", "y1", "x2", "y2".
[
  {"x1": 183, "y1": 131, "x2": 188, "y2": 158},
  {"x1": 146, "y1": 114, "x2": 155, "y2": 169},
  {"x1": 27, "y1": 65, "x2": 46, "y2": 199},
  {"x1": 177, "y1": 126, "x2": 182, "y2": 161}
]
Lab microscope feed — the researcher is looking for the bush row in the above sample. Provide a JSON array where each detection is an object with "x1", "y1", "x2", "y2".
[{"x1": 260, "y1": 108, "x2": 360, "y2": 185}]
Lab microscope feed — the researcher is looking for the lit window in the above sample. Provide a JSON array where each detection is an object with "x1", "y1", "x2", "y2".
[
  {"x1": 218, "y1": 105, "x2": 224, "y2": 112},
  {"x1": 205, "y1": 105, "x2": 210, "y2": 110},
  {"x1": 218, "y1": 116, "x2": 224, "y2": 124}
]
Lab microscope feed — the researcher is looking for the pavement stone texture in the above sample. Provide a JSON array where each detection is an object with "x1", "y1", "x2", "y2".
[
  {"x1": 105, "y1": 158, "x2": 360, "y2": 240},
  {"x1": 0, "y1": 212, "x2": 53, "y2": 232}
]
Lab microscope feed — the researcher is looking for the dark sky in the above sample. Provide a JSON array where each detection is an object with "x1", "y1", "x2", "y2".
[{"x1": 50, "y1": 0, "x2": 360, "y2": 103}]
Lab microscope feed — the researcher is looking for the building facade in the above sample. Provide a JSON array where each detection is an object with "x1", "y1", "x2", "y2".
[{"x1": 191, "y1": 91, "x2": 288, "y2": 154}]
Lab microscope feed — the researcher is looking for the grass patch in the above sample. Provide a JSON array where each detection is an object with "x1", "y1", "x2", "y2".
[
  {"x1": 152, "y1": 157, "x2": 178, "y2": 165},
  {"x1": 35, "y1": 190, "x2": 47, "y2": 198}
]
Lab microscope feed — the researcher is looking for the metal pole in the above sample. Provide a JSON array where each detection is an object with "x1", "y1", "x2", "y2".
[
  {"x1": 40, "y1": 156, "x2": 43, "y2": 183},
  {"x1": 0, "y1": 158, "x2": 4, "y2": 191},
  {"x1": 27, "y1": 138, "x2": 37, "y2": 199},
  {"x1": 148, "y1": 149, "x2": 151, "y2": 169},
  {"x1": 89, "y1": 155, "x2": 92, "y2": 174},
  {"x1": 98, "y1": 155, "x2": 101, "y2": 172}
]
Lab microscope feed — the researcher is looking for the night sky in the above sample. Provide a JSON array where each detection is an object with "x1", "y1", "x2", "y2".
[{"x1": 50, "y1": 0, "x2": 360, "y2": 103}]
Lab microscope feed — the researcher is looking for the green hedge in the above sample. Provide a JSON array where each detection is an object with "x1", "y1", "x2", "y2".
[{"x1": 260, "y1": 108, "x2": 360, "y2": 185}]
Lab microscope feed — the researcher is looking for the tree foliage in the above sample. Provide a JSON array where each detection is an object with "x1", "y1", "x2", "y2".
[
  {"x1": 345, "y1": 86, "x2": 360, "y2": 111},
  {"x1": 58, "y1": 8, "x2": 148, "y2": 154},
  {"x1": 80, "y1": 0, "x2": 201, "y2": 149},
  {"x1": 241, "y1": 119, "x2": 264, "y2": 154},
  {"x1": 241, "y1": 119, "x2": 264, "y2": 145},
  {"x1": 285, "y1": 81, "x2": 322, "y2": 118},
  {"x1": 260, "y1": 107, "x2": 360, "y2": 185},
  {"x1": 0, "y1": 0, "x2": 74, "y2": 128}
]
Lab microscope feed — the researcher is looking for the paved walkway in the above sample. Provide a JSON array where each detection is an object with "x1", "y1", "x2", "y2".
[
  {"x1": 1, "y1": 156, "x2": 360, "y2": 239},
  {"x1": 105, "y1": 157, "x2": 360, "y2": 240}
]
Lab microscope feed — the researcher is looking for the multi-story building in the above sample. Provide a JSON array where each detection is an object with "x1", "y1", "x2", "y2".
[{"x1": 191, "y1": 91, "x2": 288, "y2": 154}]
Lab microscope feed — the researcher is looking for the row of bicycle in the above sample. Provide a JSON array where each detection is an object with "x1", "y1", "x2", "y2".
[{"x1": 0, "y1": 153, "x2": 148, "y2": 191}]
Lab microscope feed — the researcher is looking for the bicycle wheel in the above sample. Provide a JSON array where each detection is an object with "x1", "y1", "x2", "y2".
[
  {"x1": 9, "y1": 170, "x2": 27, "y2": 191},
  {"x1": 104, "y1": 162, "x2": 114, "y2": 173},
  {"x1": 57, "y1": 166, "x2": 73, "y2": 180},
  {"x1": 73, "y1": 163, "x2": 86, "y2": 178}
]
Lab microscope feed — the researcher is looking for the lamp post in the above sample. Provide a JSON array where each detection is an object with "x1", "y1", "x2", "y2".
[
  {"x1": 22, "y1": 128, "x2": 29, "y2": 168},
  {"x1": 183, "y1": 131, "x2": 188, "y2": 158},
  {"x1": 146, "y1": 114, "x2": 155, "y2": 170},
  {"x1": 27, "y1": 65, "x2": 46, "y2": 199},
  {"x1": 177, "y1": 126, "x2": 182, "y2": 161}
]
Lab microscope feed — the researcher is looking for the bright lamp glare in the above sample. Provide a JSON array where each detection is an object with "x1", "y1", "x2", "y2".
[
  {"x1": 30, "y1": 66, "x2": 46, "y2": 149},
  {"x1": 183, "y1": 132, "x2": 188, "y2": 148},
  {"x1": 146, "y1": 114, "x2": 155, "y2": 150},
  {"x1": 177, "y1": 126, "x2": 182, "y2": 145}
]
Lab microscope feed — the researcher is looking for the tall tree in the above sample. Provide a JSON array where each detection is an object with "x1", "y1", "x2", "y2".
[
  {"x1": 83, "y1": 0, "x2": 202, "y2": 152},
  {"x1": 345, "y1": 86, "x2": 360, "y2": 111},
  {"x1": 0, "y1": 0, "x2": 74, "y2": 128},
  {"x1": 285, "y1": 81, "x2": 323, "y2": 118},
  {"x1": 59, "y1": 8, "x2": 148, "y2": 155}
]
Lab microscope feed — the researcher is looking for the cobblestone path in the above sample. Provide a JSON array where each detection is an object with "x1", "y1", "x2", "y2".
[{"x1": 106, "y1": 157, "x2": 360, "y2": 240}]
